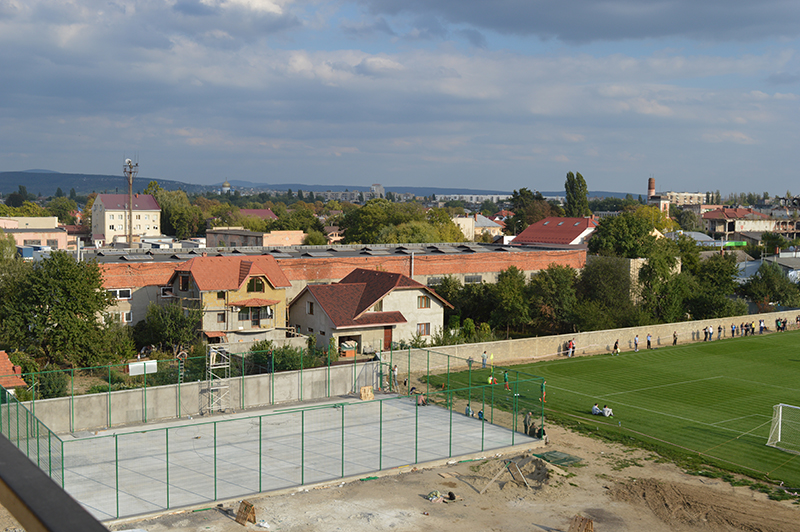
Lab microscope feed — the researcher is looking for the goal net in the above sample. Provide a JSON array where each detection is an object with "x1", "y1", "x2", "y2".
[{"x1": 767, "y1": 404, "x2": 800, "y2": 454}]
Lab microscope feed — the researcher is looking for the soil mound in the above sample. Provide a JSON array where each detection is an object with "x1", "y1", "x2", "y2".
[{"x1": 610, "y1": 478, "x2": 800, "y2": 532}]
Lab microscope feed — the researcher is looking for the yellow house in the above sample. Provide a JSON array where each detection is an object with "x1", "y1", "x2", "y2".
[{"x1": 166, "y1": 255, "x2": 291, "y2": 344}]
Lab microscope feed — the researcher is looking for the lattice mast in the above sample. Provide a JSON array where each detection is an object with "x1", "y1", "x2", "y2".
[{"x1": 202, "y1": 346, "x2": 231, "y2": 415}]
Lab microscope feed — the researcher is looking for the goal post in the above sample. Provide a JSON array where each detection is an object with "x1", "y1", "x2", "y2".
[{"x1": 767, "y1": 404, "x2": 800, "y2": 454}]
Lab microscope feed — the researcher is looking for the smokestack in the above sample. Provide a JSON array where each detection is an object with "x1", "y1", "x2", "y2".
[{"x1": 647, "y1": 177, "x2": 655, "y2": 199}]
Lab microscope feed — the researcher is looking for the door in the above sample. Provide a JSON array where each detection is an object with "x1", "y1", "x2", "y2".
[{"x1": 383, "y1": 326, "x2": 392, "y2": 350}]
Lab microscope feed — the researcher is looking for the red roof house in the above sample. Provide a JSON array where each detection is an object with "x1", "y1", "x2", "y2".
[
  {"x1": 239, "y1": 208, "x2": 278, "y2": 221},
  {"x1": 289, "y1": 268, "x2": 452, "y2": 352},
  {"x1": 512, "y1": 217, "x2": 598, "y2": 246},
  {"x1": 0, "y1": 351, "x2": 27, "y2": 389}
]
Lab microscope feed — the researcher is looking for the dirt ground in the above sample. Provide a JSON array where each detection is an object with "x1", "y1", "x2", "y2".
[{"x1": 0, "y1": 421, "x2": 791, "y2": 532}]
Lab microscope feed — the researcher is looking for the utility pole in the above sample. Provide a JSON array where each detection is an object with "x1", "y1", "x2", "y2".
[{"x1": 123, "y1": 159, "x2": 138, "y2": 247}]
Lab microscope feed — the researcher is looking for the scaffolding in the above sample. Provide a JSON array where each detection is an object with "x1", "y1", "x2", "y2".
[{"x1": 201, "y1": 346, "x2": 231, "y2": 415}]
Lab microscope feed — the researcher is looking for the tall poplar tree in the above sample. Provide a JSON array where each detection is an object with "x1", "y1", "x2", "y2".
[{"x1": 564, "y1": 171, "x2": 590, "y2": 217}]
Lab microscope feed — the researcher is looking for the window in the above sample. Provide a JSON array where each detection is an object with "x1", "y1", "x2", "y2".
[
  {"x1": 427, "y1": 277, "x2": 442, "y2": 286},
  {"x1": 136, "y1": 215, "x2": 141, "y2": 220},
  {"x1": 117, "y1": 311, "x2": 132, "y2": 323},
  {"x1": 417, "y1": 295, "x2": 431, "y2": 308},
  {"x1": 217, "y1": 291, "x2": 225, "y2": 299},
  {"x1": 217, "y1": 313, "x2": 225, "y2": 323},
  {"x1": 307, "y1": 301, "x2": 314, "y2": 315},
  {"x1": 160, "y1": 286, "x2": 173, "y2": 297},
  {"x1": 146, "y1": 225, "x2": 150, "y2": 230},
  {"x1": 372, "y1": 300, "x2": 383, "y2": 312},
  {"x1": 308, "y1": 327, "x2": 314, "y2": 333},
  {"x1": 23, "y1": 240, "x2": 41, "y2": 246},
  {"x1": 145, "y1": 215, "x2": 150, "y2": 220},
  {"x1": 320, "y1": 330, "x2": 326, "y2": 336},
  {"x1": 417, "y1": 323, "x2": 431, "y2": 336},
  {"x1": 247, "y1": 278, "x2": 264, "y2": 292},
  {"x1": 464, "y1": 275, "x2": 482, "y2": 284},
  {"x1": 238, "y1": 308, "x2": 250, "y2": 321},
  {"x1": 116, "y1": 225, "x2": 123, "y2": 231},
  {"x1": 108, "y1": 288, "x2": 132, "y2": 300},
  {"x1": 46, "y1": 239, "x2": 59, "y2": 248},
  {"x1": 153, "y1": 225, "x2": 158, "y2": 230},
  {"x1": 109, "y1": 225, "x2": 115, "y2": 231},
  {"x1": 179, "y1": 275, "x2": 190, "y2": 291}
]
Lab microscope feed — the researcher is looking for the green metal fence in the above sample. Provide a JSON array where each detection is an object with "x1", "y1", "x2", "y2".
[
  {"x1": 0, "y1": 347, "x2": 545, "y2": 520},
  {"x1": 0, "y1": 385, "x2": 63, "y2": 487}
]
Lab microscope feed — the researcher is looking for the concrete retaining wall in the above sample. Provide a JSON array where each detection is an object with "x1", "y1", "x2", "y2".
[
  {"x1": 383, "y1": 309, "x2": 800, "y2": 377},
  {"x1": 28, "y1": 361, "x2": 379, "y2": 433}
]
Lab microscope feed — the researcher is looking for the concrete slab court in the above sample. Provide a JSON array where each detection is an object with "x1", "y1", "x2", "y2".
[{"x1": 61, "y1": 395, "x2": 540, "y2": 520}]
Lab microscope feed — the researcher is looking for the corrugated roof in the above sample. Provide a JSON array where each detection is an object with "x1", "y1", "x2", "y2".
[
  {"x1": 512, "y1": 217, "x2": 598, "y2": 245},
  {"x1": 239, "y1": 208, "x2": 278, "y2": 220},
  {"x1": 702, "y1": 208, "x2": 770, "y2": 220},
  {"x1": 101, "y1": 262, "x2": 179, "y2": 289}
]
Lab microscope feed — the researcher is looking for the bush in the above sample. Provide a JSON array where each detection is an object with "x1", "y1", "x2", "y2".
[{"x1": 38, "y1": 367, "x2": 68, "y2": 399}]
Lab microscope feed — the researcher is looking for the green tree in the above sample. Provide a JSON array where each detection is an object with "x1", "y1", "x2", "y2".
[
  {"x1": 637, "y1": 240, "x2": 690, "y2": 323},
  {"x1": 0, "y1": 229, "x2": 16, "y2": 262},
  {"x1": 479, "y1": 199, "x2": 499, "y2": 216},
  {"x1": 761, "y1": 232, "x2": 789, "y2": 255},
  {"x1": 587, "y1": 212, "x2": 656, "y2": 258},
  {"x1": 135, "y1": 302, "x2": 202, "y2": 356},
  {"x1": 738, "y1": 262, "x2": 800, "y2": 310},
  {"x1": 686, "y1": 253, "x2": 748, "y2": 319},
  {"x1": 529, "y1": 264, "x2": 578, "y2": 334},
  {"x1": 490, "y1": 266, "x2": 530, "y2": 338},
  {"x1": 506, "y1": 188, "x2": 560, "y2": 233},
  {"x1": 564, "y1": 171, "x2": 590, "y2": 217},
  {"x1": 55, "y1": 187, "x2": 64, "y2": 198},
  {"x1": 47, "y1": 196, "x2": 78, "y2": 224},
  {"x1": 341, "y1": 199, "x2": 425, "y2": 244},
  {"x1": 0, "y1": 252, "x2": 114, "y2": 367},
  {"x1": 304, "y1": 230, "x2": 327, "y2": 245},
  {"x1": 674, "y1": 208, "x2": 702, "y2": 232}
]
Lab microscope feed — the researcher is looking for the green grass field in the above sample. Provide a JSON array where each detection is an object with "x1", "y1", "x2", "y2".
[{"x1": 435, "y1": 329, "x2": 800, "y2": 487}]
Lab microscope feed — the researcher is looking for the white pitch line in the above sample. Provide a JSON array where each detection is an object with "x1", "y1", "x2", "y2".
[
  {"x1": 723, "y1": 375, "x2": 800, "y2": 393},
  {"x1": 713, "y1": 414, "x2": 771, "y2": 426},
  {"x1": 603, "y1": 376, "x2": 723, "y2": 397}
]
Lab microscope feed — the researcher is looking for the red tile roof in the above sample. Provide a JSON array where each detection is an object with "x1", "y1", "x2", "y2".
[
  {"x1": 292, "y1": 268, "x2": 451, "y2": 329},
  {"x1": 169, "y1": 255, "x2": 291, "y2": 291},
  {"x1": 97, "y1": 194, "x2": 160, "y2": 211},
  {"x1": 512, "y1": 217, "x2": 598, "y2": 245},
  {"x1": 101, "y1": 263, "x2": 180, "y2": 289},
  {"x1": 0, "y1": 351, "x2": 27, "y2": 389},
  {"x1": 240, "y1": 208, "x2": 278, "y2": 220},
  {"x1": 702, "y1": 208, "x2": 769, "y2": 220}
]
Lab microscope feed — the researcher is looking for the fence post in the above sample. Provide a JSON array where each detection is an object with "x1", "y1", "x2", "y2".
[
  {"x1": 481, "y1": 387, "x2": 485, "y2": 452},
  {"x1": 115, "y1": 434, "x2": 119, "y2": 519},
  {"x1": 300, "y1": 348, "x2": 304, "y2": 402},
  {"x1": 341, "y1": 405, "x2": 345, "y2": 478},
  {"x1": 426, "y1": 350, "x2": 430, "y2": 397},
  {"x1": 70, "y1": 368, "x2": 75, "y2": 433},
  {"x1": 326, "y1": 349, "x2": 331, "y2": 398},
  {"x1": 407, "y1": 348, "x2": 411, "y2": 396},
  {"x1": 415, "y1": 401, "x2": 419, "y2": 464},
  {"x1": 213, "y1": 421, "x2": 218, "y2": 501},
  {"x1": 143, "y1": 370, "x2": 147, "y2": 424},
  {"x1": 240, "y1": 355, "x2": 245, "y2": 411},
  {"x1": 448, "y1": 390, "x2": 453, "y2": 458},
  {"x1": 379, "y1": 400, "x2": 383, "y2": 470},
  {"x1": 107, "y1": 365, "x2": 112, "y2": 427},
  {"x1": 301, "y1": 410, "x2": 305, "y2": 485},
  {"x1": 259, "y1": 416, "x2": 263, "y2": 493},
  {"x1": 165, "y1": 428, "x2": 170, "y2": 510}
]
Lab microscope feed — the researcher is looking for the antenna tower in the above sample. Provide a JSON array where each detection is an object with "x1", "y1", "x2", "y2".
[{"x1": 123, "y1": 158, "x2": 139, "y2": 247}]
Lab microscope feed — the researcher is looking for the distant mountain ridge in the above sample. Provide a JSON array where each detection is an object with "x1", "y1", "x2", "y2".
[{"x1": 0, "y1": 171, "x2": 635, "y2": 199}]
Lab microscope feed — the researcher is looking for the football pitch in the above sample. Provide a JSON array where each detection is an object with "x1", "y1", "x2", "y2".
[{"x1": 441, "y1": 330, "x2": 800, "y2": 487}]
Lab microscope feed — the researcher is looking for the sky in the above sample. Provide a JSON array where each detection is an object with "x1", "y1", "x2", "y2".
[{"x1": 2, "y1": 0, "x2": 800, "y2": 195}]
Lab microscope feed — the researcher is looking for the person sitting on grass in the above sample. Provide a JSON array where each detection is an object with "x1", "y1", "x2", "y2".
[
  {"x1": 603, "y1": 405, "x2": 614, "y2": 417},
  {"x1": 592, "y1": 403, "x2": 602, "y2": 415},
  {"x1": 465, "y1": 404, "x2": 474, "y2": 417}
]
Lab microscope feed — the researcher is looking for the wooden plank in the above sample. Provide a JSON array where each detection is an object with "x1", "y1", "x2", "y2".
[
  {"x1": 508, "y1": 462, "x2": 530, "y2": 489},
  {"x1": 234, "y1": 500, "x2": 256, "y2": 525},
  {"x1": 567, "y1": 515, "x2": 593, "y2": 532},
  {"x1": 480, "y1": 463, "x2": 509, "y2": 495}
]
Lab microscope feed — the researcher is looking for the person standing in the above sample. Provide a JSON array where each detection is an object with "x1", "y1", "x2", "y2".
[
  {"x1": 634, "y1": 335, "x2": 639, "y2": 352},
  {"x1": 481, "y1": 351, "x2": 487, "y2": 369},
  {"x1": 613, "y1": 339, "x2": 620, "y2": 355},
  {"x1": 673, "y1": 331, "x2": 677, "y2": 346},
  {"x1": 718, "y1": 325, "x2": 722, "y2": 340},
  {"x1": 524, "y1": 411, "x2": 534, "y2": 435},
  {"x1": 392, "y1": 365, "x2": 399, "y2": 390},
  {"x1": 503, "y1": 370, "x2": 511, "y2": 391},
  {"x1": 570, "y1": 339, "x2": 576, "y2": 357},
  {"x1": 646, "y1": 333, "x2": 652, "y2": 350}
]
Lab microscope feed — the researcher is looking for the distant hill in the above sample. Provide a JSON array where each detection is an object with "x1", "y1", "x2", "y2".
[
  {"x1": 0, "y1": 171, "x2": 206, "y2": 197},
  {"x1": 0, "y1": 171, "x2": 636, "y2": 200}
]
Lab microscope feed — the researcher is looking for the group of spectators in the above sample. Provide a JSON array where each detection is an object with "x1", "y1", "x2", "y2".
[{"x1": 591, "y1": 403, "x2": 614, "y2": 417}]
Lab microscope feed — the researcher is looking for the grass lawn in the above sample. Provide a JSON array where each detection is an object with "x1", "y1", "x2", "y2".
[{"x1": 433, "y1": 329, "x2": 800, "y2": 487}]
